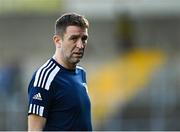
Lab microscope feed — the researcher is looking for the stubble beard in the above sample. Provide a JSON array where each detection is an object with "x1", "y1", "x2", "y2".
[
  {"x1": 69, "y1": 55, "x2": 82, "y2": 65},
  {"x1": 64, "y1": 53, "x2": 82, "y2": 68}
]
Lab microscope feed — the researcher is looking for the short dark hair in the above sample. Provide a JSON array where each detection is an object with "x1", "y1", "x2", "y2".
[{"x1": 55, "y1": 12, "x2": 89, "y2": 37}]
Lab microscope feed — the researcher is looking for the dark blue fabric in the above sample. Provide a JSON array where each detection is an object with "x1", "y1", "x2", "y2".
[{"x1": 28, "y1": 58, "x2": 92, "y2": 131}]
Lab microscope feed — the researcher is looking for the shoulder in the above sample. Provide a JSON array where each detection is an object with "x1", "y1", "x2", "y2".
[
  {"x1": 76, "y1": 65, "x2": 86, "y2": 73},
  {"x1": 32, "y1": 58, "x2": 60, "y2": 90},
  {"x1": 76, "y1": 65, "x2": 87, "y2": 82}
]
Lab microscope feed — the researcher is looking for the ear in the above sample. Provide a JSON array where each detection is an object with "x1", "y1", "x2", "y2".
[{"x1": 53, "y1": 35, "x2": 62, "y2": 48}]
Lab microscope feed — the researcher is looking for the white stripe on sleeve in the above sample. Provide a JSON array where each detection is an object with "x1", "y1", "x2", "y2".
[
  {"x1": 33, "y1": 60, "x2": 50, "y2": 87},
  {"x1": 36, "y1": 105, "x2": 39, "y2": 115},
  {"x1": 28, "y1": 104, "x2": 32, "y2": 113},
  {"x1": 33, "y1": 104, "x2": 36, "y2": 114},
  {"x1": 39, "y1": 106, "x2": 44, "y2": 116},
  {"x1": 45, "y1": 66, "x2": 60, "y2": 90},
  {"x1": 41, "y1": 63, "x2": 56, "y2": 88},
  {"x1": 37, "y1": 61, "x2": 53, "y2": 87}
]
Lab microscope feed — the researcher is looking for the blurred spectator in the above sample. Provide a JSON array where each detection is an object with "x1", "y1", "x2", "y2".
[{"x1": 0, "y1": 59, "x2": 22, "y2": 96}]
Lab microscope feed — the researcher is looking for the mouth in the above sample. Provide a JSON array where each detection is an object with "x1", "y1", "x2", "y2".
[{"x1": 73, "y1": 52, "x2": 84, "y2": 58}]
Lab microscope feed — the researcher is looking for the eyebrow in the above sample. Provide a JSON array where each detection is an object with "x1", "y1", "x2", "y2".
[{"x1": 69, "y1": 34, "x2": 88, "y2": 40}]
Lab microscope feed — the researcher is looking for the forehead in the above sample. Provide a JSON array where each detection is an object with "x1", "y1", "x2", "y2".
[{"x1": 65, "y1": 26, "x2": 88, "y2": 36}]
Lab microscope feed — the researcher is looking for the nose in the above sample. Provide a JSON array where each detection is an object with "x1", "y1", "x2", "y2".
[{"x1": 76, "y1": 39, "x2": 85, "y2": 49}]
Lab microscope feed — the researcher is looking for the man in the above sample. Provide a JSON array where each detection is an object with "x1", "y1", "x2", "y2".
[{"x1": 27, "y1": 13, "x2": 92, "y2": 131}]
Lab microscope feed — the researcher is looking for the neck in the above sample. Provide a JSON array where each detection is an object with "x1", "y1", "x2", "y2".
[{"x1": 53, "y1": 53, "x2": 76, "y2": 70}]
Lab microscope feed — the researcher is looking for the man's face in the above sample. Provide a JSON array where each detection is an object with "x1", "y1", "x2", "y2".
[{"x1": 60, "y1": 26, "x2": 88, "y2": 66}]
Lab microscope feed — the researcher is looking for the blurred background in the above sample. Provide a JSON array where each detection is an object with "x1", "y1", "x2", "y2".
[{"x1": 0, "y1": 0, "x2": 180, "y2": 130}]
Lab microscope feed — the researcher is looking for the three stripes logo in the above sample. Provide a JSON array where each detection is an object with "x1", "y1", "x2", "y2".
[
  {"x1": 33, "y1": 60, "x2": 60, "y2": 90},
  {"x1": 28, "y1": 104, "x2": 44, "y2": 116},
  {"x1": 33, "y1": 93, "x2": 42, "y2": 101}
]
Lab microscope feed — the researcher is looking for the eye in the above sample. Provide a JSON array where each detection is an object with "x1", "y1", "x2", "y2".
[
  {"x1": 70, "y1": 36, "x2": 78, "y2": 42},
  {"x1": 81, "y1": 36, "x2": 88, "y2": 43}
]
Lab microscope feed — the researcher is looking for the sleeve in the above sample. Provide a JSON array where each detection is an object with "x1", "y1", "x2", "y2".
[{"x1": 27, "y1": 72, "x2": 52, "y2": 118}]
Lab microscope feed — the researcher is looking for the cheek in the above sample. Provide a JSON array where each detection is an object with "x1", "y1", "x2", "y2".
[
  {"x1": 63, "y1": 43, "x2": 74, "y2": 54},
  {"x1": 67, "y1": 43, "x2": 76, "y2": 51}
]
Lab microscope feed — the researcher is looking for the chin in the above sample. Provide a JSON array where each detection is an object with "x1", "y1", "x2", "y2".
[{"x1": 71, "y1": 59, "x2": 81, "y2": 65}]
